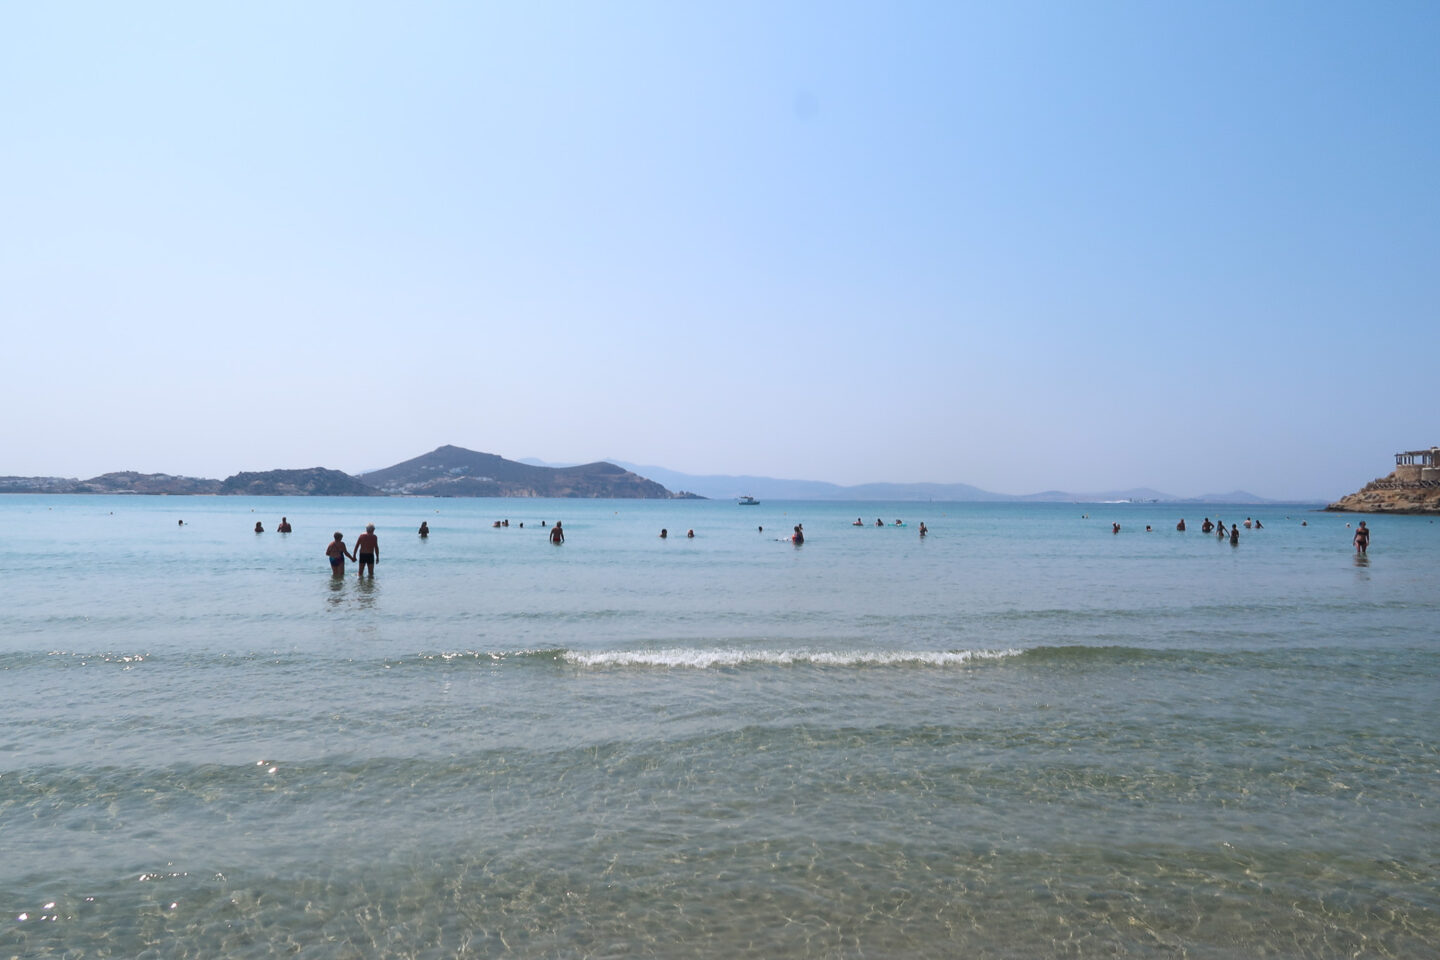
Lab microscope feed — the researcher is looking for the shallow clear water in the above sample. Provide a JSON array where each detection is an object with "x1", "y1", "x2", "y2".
[{"x1": 2, "y1": 495, "x2": 1436, "y2": 957}]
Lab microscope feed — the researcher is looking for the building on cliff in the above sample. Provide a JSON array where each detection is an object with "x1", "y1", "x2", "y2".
[
  {"x1": 1327, "y1": 446, "x2": 1440, "y2": 513},
  {"x1": 1393, "y1": 447, "x2": 1440, "y2": 485}
]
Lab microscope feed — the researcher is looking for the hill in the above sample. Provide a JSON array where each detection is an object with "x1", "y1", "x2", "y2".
[
  {"x1": 364, "y1": 446, "x2": 688, "y2": 498},
  {"x1": 78, "y1": 472, "x2": 224, "y2": 495},
  {"x1": 0, "y1": 473, "x2": 222, "y2": 494},
  {"x1": 219, "y1": 468, "x2": 383, "y2": 497}
]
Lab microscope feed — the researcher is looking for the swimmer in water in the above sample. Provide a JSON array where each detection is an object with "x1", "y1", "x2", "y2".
[
  {"x1": 418, "y1": 521, "x2": 429, "y2": 537},
  {"x1": 1176, "y1": 519, "x2": 1186, "y2": 532},
  {"x1": 660, "y1": 528, "x2": 668, "y2": 539},
  {"x1": 919, "y1": 522, "x2": 927, "y2": 537},
  {"x1": 550, "y1": 522, "x2": 564, "y2": 544},
  {"x1": 792, "y1": 524, "x2": 804, "y2": 544},
  {"x1": 254, "y1": 521, "x2": 264, "y2": 533},
  {"x1": 278, "y1": 517, "x2": 292, "y2": 533}
]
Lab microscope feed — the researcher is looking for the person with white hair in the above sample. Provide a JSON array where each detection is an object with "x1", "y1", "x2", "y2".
[{"x1": 355, "y1": 523, "x2": 379, "y2": 577}]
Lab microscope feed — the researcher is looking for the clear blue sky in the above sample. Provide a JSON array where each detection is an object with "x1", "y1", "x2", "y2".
[{"x1": 3, "y1": 1, "x2": 1436, "y2": 500}]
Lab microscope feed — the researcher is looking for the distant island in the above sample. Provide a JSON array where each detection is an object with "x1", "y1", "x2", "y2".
[
  {"x1": 1327, "y1": 446, "x2": 1440, "y2": 514},
  {"x1": 0, "y1": 446, "x2": 700, "y2": 499},
  {"x1": 535, "y1": 459, "x2": 1292, "y2": 505},
  {"x1": 1, "y1": 443, "x2": 1332, "y2": 503}
]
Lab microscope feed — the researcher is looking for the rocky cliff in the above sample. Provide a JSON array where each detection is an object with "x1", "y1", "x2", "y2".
[{"x1": 1326, "y1": 472, "x2": 1440, "y2": 514}]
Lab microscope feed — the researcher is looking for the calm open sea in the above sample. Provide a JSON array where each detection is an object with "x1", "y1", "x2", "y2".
[{"x1": 1, "y1": 494, "x2": 1436, "y2": 958}]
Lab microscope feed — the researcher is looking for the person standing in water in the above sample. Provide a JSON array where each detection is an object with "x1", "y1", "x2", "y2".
[
  {"x1": 277, "y1": 517, "x2": 292, "y2": 533},
  {"x1": 325, "y1": 532, "x2": 355, "y2": 576},
  {"x1": 1353, "y1": 521, "x2": 1370, "y2": 555},
  {"x1": 550, "y1": 521, "x2": 565, "y2": 544},
  {"x1": 418, "y1": 521, "x2": 429, "y2": 537},
  {"x1": 354, "y1": 523, "x2": 379, "y2": 577},
  {"x1": 1176, "y1": 519, "x2": 1186, "y2": 532}
]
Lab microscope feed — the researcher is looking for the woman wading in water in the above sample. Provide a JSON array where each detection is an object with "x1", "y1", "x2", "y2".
[{"x1": 325, "y1": 532, "x2": 355, "y2": 576}]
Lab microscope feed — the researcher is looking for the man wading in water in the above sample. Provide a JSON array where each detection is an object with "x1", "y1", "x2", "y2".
[{"x1": 355, "y1": 523, "x2": 379, "y2": 577}]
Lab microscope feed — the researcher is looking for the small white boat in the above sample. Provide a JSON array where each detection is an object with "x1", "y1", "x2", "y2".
[{"x1": 738, "y1": 496, "x2": 760, "y2": 505}]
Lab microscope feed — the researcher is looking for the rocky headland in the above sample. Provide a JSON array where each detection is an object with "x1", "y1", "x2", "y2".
[{"x1": 1326, "y1": 472, "x2": 1440, "y2": 514}]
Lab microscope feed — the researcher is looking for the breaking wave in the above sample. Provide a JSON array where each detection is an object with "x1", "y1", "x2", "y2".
[{"x1": 556, "y1": 647, "x2": 1022, "y2": 668}]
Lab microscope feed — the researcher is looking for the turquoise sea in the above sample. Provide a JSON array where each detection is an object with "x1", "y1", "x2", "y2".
[{"x1": 2, "y1": 494, "x2": 1436, "y2": 958}]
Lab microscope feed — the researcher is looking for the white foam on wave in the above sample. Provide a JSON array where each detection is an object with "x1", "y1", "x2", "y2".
[{"x1": 561, "y1": 647, "x2": 1023, "y2": 669}]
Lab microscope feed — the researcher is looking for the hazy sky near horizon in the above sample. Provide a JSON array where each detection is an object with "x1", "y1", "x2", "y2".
[{"x1": 3, "y1": 2, "x2": 1436, "y2": 500}]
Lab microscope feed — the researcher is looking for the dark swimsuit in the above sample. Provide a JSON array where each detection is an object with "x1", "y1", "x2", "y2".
[
  {"x1": 358, "y1": 553, "x2": 375, "y2": 564},
  {"x1": 329, "y1": 555, "x2": 343, "y2": 567}
]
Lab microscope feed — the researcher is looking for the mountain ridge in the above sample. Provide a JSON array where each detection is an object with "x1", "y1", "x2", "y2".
[{"x1": 601, "y1": 462, "x2": 1296, "y2": 504}]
